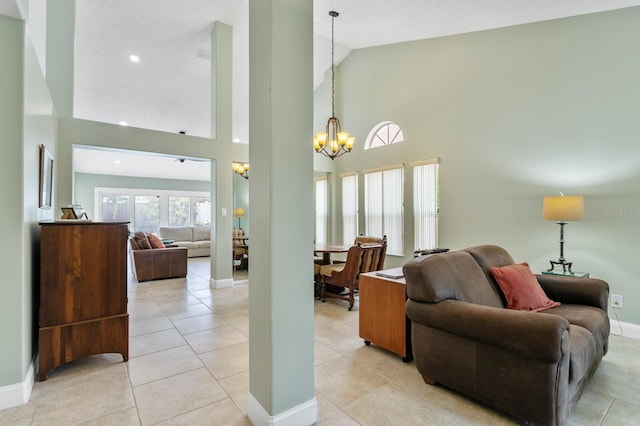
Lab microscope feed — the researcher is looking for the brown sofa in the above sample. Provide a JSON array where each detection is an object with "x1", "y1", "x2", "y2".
[
  {"x1": 129, "y1": 233, "x2": 188, "y2": 282},
  {"x1": 403, "y1": 245, "x2": 610, "y2": 426}
]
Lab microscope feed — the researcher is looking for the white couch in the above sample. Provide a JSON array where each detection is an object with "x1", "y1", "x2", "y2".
[{"x1": 159, "y1": 226, "x2": 211, "y2": 257}]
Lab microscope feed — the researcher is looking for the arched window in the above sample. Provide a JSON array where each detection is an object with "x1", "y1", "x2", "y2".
[{"x1": 365, "y1": 121, "x2": 404, "y2": 149}]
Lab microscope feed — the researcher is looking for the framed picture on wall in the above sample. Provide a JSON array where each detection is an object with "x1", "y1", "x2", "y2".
[{"x1": 39, "y1": 144, "x2": 53, "y2": 209}]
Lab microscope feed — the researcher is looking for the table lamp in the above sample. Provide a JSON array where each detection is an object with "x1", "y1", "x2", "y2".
[
  {"x1": 234, "y1": 207, "x2": 245, "y2": 229},
  {"x1": 543, "y1": 195, "x2": 584, "y2": 273}
]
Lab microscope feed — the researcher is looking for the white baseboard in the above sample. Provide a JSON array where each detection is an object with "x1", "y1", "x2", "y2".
[
  {"x1": 210, "y1": 277, "x2": 233, "y2": 288},
  {"x1": 610, "y1": 319, "x2": 640, "y2": 340},
  {"x1": 247, "y1": 393, "x2": 317, "y2": 426},
  {"x1": 0, "y1": 362, "x2": 34, "y2": 411}
]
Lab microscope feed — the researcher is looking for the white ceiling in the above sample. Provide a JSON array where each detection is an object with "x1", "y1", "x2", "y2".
[
  {"x1": 73, "y1": 146, "x2": 211, "y2": 182},
  {"x1": 4, "y1": 0, "x2": 640, "y2": 180},
  {"x1": 72, "y1": 0, "x2": 640, "y2": 143}
]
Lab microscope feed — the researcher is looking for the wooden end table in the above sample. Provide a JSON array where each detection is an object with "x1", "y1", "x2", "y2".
[{"x1": 359, "y1": 270, "x2": 412, "y2": 362}]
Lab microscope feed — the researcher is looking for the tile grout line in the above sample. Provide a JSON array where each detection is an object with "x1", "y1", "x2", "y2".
[{"x1": 597, "y1": 397, "x2": 615, "y2": 426}]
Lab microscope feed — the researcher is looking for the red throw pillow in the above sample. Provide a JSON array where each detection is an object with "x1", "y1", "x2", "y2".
[
  {"x1": 133, "y1": 231, "x2": 152, "y2": 250},
  {"x1": 147, "y1": 233, "x2": 166, "y2": 249},
  {"x1": 489, "y1": 262, "x2": 560, "y2": 312}
]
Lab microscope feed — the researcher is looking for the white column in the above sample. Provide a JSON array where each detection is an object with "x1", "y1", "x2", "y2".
[
  {"x1": 210, "y1": 22, "x2": 235, "y2": 288},
  {"x1": 247, "y1": 0, "x2": 316, "y2": 425}
]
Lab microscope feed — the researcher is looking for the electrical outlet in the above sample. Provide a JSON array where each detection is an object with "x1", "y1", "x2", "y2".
[{"x1": 611, "y1": 294, "x2": 623, "y2": 309}]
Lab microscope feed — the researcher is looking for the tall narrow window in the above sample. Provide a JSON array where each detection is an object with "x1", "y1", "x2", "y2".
[
  {"x1": 134, "y1": 195, "x2": 160, "y2": 234},
  {"x1": 169, "y1": 196, "x2": 190, "y2": 226},
  {"x1": 102, "y1": 194, "x2": 130, "y2": 223},
  {"x1": 341, "y1": 173, "x2": 358, "y2": 244},
  {"x1": 192, "y1": 197, "x2": 211, "y2": 226},
  {"x1": 413, "y1": 159, "x2": 439, "y2": 251},
  {"x1": 364, "y1": 166, "x2": 403, "y2": 255},
  {"x1": 315, "y1": 177, "x2": 328, "y2": 244}
]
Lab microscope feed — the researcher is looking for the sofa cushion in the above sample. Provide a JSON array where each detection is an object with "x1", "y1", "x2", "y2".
[
  {"x1": 404, "y1": 251, "x2": 503, "y2": 308},
  {"x1": 159, "y1": 226, "x2": 193, "y2": 242},
  {"x1": 177, "y1": 241, "x2": 200, "y2": 250},
  {"x1": 490, "y1": 263, "x2": 561, "y2": 312},
  {"x1": 147, "y1": 233, "x2": 166, "y2": 249},
  {"x1": 320, "y1": 263, "x2": 345, "y2": 277},
  {"x1": 567, "y1": 324, "x2": 597, "y2": 384},
  {"x1": 544, "y1": 304, "x2": 610, "y2": 354},
  {"x1": 193, "y1": 226, "x2": 211, "y2": 241},
  {"x1": 133, "y1": 231, "x2": 152, "y2": 250}
]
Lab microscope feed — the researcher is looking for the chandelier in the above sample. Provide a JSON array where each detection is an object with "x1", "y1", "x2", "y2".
[
  {"x1": 313, "y1": 11, "x2": 354, "y2": 160},
  {"x1": 232, "y1": 162, "x2": 249, "y2": 179}
]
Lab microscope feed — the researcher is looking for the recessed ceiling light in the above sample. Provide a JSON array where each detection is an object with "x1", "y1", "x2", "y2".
[
  {"x1": 232, "y1": 138, "x2": 241, "y2": 143},
  {"x1": 119, "y1": 121, "x2": 128, "y2": 126},
  {"x1": 114, "y1": 160, "x2": 122, "y2": 165},
  {"x1": 129, "y1": 54, "x2": 140, "y2": 63}
]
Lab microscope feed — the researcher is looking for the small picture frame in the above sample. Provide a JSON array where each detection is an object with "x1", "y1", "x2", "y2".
[
  {"x1": 39, "y1": 145, "x2": 53, "y2": 209},
  {"x1": 61, "y1": 207, "x2": 77, "y2": 219}
]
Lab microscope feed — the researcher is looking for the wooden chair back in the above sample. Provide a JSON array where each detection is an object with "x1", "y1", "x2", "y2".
[
  {"x1": 354, "y1": 234, "x2": 387, "y2": 245},
  {"x1": 321, "y1": 240, "x2": 387, "y2": 310}
]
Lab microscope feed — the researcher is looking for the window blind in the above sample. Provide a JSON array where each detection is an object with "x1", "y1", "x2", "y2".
[
  {"x1": 341, "y1": 174, "x2": 358, "y2": 244},
  {"x1": 413, "y1": 162, "x2": 438, "y2": 250},
  {"x1": 315, "y1": 178, "x2": 328, "y2": 244},
  {"x1": 364, "y1": 167, "x2": 403, "y2": 255}
]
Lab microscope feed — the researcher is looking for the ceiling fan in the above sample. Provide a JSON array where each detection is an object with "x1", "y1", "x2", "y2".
[{"x1": 175, "y1": 157, "x2": 208, "y2": 163}]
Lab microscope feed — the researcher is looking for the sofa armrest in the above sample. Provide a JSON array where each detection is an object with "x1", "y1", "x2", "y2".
[
  {"x1": 535, "y1": 275, "x2": 609, "y2": 311},
  {"x1": 131, "y1": 247, "x2": 188, "y2": 282},
  {"x1": 132, "y1": 247, "x2": 187, "y2": 261},
  {"x1": 406, "y1": 299, "x2": 569, "y2": 362}
]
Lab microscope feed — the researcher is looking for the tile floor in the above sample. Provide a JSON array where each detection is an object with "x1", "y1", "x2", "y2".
[{"x1": 2, "y1": 257, "x2": 640, "y2": 425}]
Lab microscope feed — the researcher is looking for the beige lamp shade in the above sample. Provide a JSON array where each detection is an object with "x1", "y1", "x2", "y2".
[
  {"x1": 543, "y1": 196, "x2": 584, "y2": 221},
  {"x1": 234, "y1": 208, "x2": 245, "y2": 218}
]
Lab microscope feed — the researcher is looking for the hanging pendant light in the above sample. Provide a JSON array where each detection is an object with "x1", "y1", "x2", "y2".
[
  {"x1": 313, "y1": 11, "x2": 354, "y2": 160},
  {"x1": 232, "y1": 162, "x2": 249, "y2": 179}
]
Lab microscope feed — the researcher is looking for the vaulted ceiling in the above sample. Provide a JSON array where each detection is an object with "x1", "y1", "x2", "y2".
[{"x1": 3, "y1": 0, "x2": 639, "y2": 180}]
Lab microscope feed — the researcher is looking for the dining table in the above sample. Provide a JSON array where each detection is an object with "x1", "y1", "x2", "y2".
[{"x1": 313, "y1": 243, "x2": 352, "y2": 265}]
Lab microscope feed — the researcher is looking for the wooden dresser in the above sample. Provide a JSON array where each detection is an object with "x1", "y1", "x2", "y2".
[{"x1": 38, "y1": 221, "x2": 129, "y2": 381}]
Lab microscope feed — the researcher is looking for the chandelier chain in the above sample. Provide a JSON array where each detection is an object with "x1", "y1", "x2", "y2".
[{"x1": 331, "y1": 12, "x2": 335, "y2": 118}]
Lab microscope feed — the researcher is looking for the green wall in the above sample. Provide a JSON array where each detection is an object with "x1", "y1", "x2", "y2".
[
  {"x1": 0, "y1": 14, "x2": 57, "y2": 401},
  {"x1": 0, "y1": 14, "x2": 26, "y2": 391},
  {"x1": 325, "y1": 7, "x2": 640, "y2": 324}
]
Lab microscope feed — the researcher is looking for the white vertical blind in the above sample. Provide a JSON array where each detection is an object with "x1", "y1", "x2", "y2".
[
  {"x1": 341, "y1": 174, "x2": 358, "y2": 244},
  {"x1": 364, "y1": 172, "x2": 383, "y2": 238},
  {"x1": 383, "y1": 168, "x2": 403, "y2": 255},
  {"x1": 413, "y1": 162, "x2": 439, "y2": 250},
  {"x1": 315, "y1": 178, "x2": 328, "y2": 244},
  {"x1": 364, "y1": 167, "x2": 404, "y2": 255}
]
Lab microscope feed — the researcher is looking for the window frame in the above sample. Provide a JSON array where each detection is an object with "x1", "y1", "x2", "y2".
[
  {"x1": 95, "y1": 187, "x2": 210, "y2": 233},
  {"x1": 363, "y1": 164, "x2": 404, "y2": 256},
  {"x1": 412, "y1": 158, "x2": 440, "y2": 251},
  {"x1": 364, "y1": 121, "x2": 405, "y2": 150}
]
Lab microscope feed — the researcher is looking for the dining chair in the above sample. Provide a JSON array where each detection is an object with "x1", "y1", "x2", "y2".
[
  {"x1": 319, "y1": 240, "x2": 387, "y2": 310},
  {"x1": 232, "y1": 228, "x2": 248, "y2": 270},
  {"x1": 354, "y1": 234, "x2": 387, "y2": 245}
]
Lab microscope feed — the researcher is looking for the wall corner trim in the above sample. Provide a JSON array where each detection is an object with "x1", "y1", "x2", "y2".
[
  {"x1": 246, "y1": 393, "x2": 317, "y2": 426},
  {"x1": 0, "y1": 362, "x2": 34, "y2": 411},
  {"x1": 210, "y1": 277, "x2": 234, "y2": 289},
  {"x1": 609, "y1": 320, "x2": 640, "y2": 340}
]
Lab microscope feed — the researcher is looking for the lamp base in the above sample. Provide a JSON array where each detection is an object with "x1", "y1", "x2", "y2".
[{"x1": 547, "y1": 259, "x2": 573, "y2": 274}]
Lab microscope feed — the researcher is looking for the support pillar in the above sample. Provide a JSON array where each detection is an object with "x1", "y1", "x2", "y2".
[
  {"x1": 210, "y1": 21, "x2": 234, "y2": 288},
  {"x1": 247, "y1": 0, "x2": 316, "y2": 424}
]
